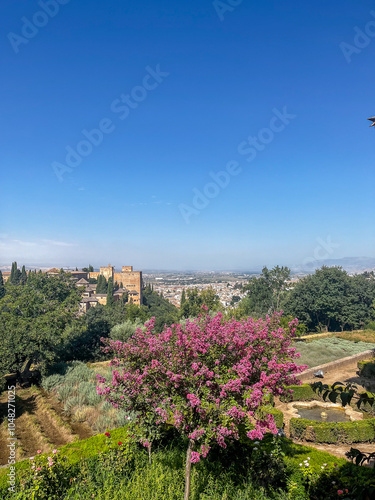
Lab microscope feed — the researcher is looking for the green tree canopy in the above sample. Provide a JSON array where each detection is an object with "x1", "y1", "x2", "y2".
[
  {"x1": 179, "y1": 287, "x2": 220, "y2": 319},
  {"x1": 143, "y1": 285, "x2": 179, "y2": 331},
  {"x1": 284, "y1": 267, "x2": 375, "y2": 332},
  {"x1": 0, "y1": 272, "x2": 81, "y2": 377},
  {"x1": 238, "y1": 266, "x2": 291, "y2": 317}
]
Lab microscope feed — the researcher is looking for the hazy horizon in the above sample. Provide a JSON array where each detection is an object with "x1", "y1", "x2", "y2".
[{"x1": 1, "y1": 255, "x2": 375, "y2": 274}]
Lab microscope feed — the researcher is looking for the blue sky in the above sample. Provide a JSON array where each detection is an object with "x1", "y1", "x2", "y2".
[{"x1": 0, "y1": 0, "x2": 374, "y2": 270}]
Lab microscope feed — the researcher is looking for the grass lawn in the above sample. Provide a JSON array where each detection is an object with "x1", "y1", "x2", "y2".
[{"x1": 294, "y1": 337, "x2": 375, "y2": 369}]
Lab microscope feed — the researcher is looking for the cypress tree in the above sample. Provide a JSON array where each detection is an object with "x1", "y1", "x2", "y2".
[
  {"x1": 10, "y1": 262, "x2": 16, "y2": 284},
  {"x1": 15, "y1": 268, "x2": 21, "y2": 284},
  {"x1": 96, "y1": 275, "x2": 102, "y2": 293},
  {"x1": 10, "y1": 262, "x2": 21, "y2": 285},
  {"x1": 96, "y1": 275, "x2": 108, "y2": 294},
  {"x1": 106, "y1": 277, "x2": 114, "y2": 307},
  {"x1": 0, "y1": 271, "x2": 5, "y2": 299},
  {"x1": 180, "y1": 289, "x2": 186, "y2": 307},
  {"x1": 20, "y1": 265, "x2": 27, "y2": 285}
]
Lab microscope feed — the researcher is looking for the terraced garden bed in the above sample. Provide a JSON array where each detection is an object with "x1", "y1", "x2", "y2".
[{"x1": 295, "y1": 337, "x2": 375, "y2": 369}]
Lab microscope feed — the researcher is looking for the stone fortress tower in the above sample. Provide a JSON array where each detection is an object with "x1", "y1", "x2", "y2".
[{"x1": 89, "y1": 265, "x2": 143, "y2": 305}]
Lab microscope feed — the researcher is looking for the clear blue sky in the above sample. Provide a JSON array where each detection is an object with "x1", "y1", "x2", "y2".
[{"x1": 1, "y1": 0, "x2": 374, "y2": 270}]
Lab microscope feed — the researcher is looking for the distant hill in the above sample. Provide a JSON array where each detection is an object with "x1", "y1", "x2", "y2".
[{"x1": 293, "y1": 256, "x2": 375, "y2": 274}]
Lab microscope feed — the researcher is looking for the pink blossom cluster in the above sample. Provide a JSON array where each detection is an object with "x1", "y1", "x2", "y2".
[{"x1": 97, "y1": 312, "x2": 306, "y2": 463}]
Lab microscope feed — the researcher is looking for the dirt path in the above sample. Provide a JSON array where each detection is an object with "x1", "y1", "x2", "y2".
[
  {"x1": 292, "y1": 440, "x2": 375, "y2": 461},
  {"x1": 300, "y1": 360, "x2": 375, "y2": 392},
  {"x1": 14, "y1": 411, "x2": 50, "y2": 457}
]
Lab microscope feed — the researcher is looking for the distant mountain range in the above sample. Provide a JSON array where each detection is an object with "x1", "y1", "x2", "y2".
[
  {"x1": 292, "y1": 257, "x2": 375, "y2": 274},
  {"x1": 1, "y1": 257, "x2": 374, "y2": 275}
]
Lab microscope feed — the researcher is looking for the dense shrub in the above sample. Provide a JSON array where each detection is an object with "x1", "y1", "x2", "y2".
[
  {"x1": 282, "y1": 384, "x2": 323, "y2": 402},
  {"x1": 41, "y1": 373, "x2": 64, "y2": 392},
  {"x1": 358, "y1": 359, "x2": 375, "y2": 378},
  {"x1": 110, "y1": 319, "x2": 145, "y2": 342}
]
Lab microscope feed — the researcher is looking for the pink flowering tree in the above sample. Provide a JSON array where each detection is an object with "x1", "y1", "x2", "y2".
[{"x1": 97, "y1": 311, "x2": 306, "y2": 500}]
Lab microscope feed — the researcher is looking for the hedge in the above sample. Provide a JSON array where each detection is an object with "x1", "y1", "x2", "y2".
[
  {"x1": 290, "y1": 416, "x2": 375, "y2": 444},
  {"x1": 358, "y1": 358, "x2": 375, "y2": 378},
  {"x1": 282, "y1": 384, "x2": 324, "y2": 402}
]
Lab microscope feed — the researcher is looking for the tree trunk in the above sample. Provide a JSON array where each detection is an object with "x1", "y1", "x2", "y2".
[
  {"x1": 22, "y1": 359, "x2": 33, "y2": 376},
  {"x1": 184, "y1": 439, "x2": 194, "y2": 500}
]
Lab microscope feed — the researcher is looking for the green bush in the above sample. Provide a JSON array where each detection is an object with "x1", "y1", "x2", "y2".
[
  {"x1": 42, "y1": 373, "x2": 64, "y2": 392},
  {"x1": 283, "y1": 384, "x2": 323, "y2": 402},
  {"x1": 364, "y1": 321, "x2": 375, "y2": 331},
  {"x1": 41, "y1": 362, "x2": 117, "y2": 431},
  {"x1": 267, "y1": 407, "x2": 284, "y2": 429},
  {"x1": 93, "y1": 413, "x2": 118, "y2": 433},
  {"x1": 56, "y1": 383, "x2": 75, "y2": 403},
  {"x1": 110, "y1": 319, "x2": 145, "y2": 342},
  {"x1": 63, "y1": 395, "x2": 85, "y2": 415},
  {"x1": 78, "y1": 382, "x2": 102, "y2": 406},
  {"x1": 290, "y1": 417, "x2": 375, "y2": 443},
  {"x1": 358, "y1": 359, "x2": 375, "y2": 377},
  {"x1": 64, "y1": 362, "x2": 95, "y2": 383}
]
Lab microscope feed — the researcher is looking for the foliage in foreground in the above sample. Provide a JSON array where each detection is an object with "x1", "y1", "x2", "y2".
[
  {"x1": 98, "y1": 311, "x2": 307, "y2": 499},
  {"x1": 98, "y1": 312, "x2": 305, "y2": 463},
  {"x1": 3, "y1": 431, "x2": 374, "y2": 500}
]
